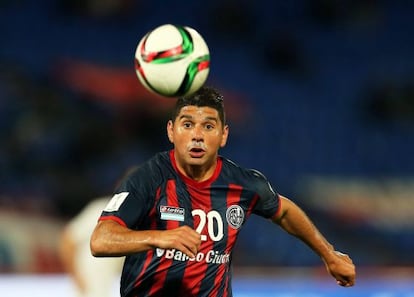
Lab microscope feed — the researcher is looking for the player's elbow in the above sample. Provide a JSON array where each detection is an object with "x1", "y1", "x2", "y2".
[
  {"x1": 90, "y1": 232, "x2": 104, "y2": 257},
  {"x1": 90, "y1": 226, "x2": 110, "y2": 257}
]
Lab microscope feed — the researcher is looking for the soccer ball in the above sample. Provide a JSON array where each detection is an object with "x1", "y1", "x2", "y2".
[{"x1": 134, "y1": 24, "x2": 210, "y2": 97}]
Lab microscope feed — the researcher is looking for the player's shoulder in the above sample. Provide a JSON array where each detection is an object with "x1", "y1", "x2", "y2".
[
  {"x1": 221, "y1": 156, "x2": 269, "y2": 182},
  {"x1": 124, "y1": 151, "x2": 173, "y2": 184},
  {"x1": 130, "y1": 151, "x2": 169, "y2": 172}
]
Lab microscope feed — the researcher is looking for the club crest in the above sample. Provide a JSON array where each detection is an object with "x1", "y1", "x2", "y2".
[{"x1": 226, "y1": 205, "x2": 244, "y2": 229}]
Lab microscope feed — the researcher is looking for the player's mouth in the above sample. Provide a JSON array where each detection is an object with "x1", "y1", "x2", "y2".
[{"x1": 189, "y1": 147, "x2": 206, "y2": 158}]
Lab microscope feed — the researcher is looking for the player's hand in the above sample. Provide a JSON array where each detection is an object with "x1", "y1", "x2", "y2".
[
  {"x1": 324, "y1": 251, "x2": 356, "y2": 287},
  {"x1": 155, "y1": 226, "x2": 201, "y2": 259}
]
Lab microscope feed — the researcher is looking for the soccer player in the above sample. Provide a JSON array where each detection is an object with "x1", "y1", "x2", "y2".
[{"x1": 90, "y1": 86, "x2": 356, "y2": 297}]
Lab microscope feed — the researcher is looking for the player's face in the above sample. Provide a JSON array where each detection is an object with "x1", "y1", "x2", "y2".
[{"x1": 167, "y1": 105, "x2": 229, "y2": 172}]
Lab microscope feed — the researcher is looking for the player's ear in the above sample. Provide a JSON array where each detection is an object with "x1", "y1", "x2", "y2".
[
  {"x1": 167, "y1": 120, "x2": 174, "y2": 143},
  {"x1": 220, "y1": 125, "x2": 229, "y2": 148}
]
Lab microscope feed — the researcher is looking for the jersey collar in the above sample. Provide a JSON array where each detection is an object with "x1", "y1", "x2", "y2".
[{"x1": 169, "y1": 149, "x2": 222, "y2": 188}]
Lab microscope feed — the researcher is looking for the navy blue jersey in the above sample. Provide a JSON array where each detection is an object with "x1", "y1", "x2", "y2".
[{"x1": 99, "y1": 150, "x2": 281, "y2": 297}]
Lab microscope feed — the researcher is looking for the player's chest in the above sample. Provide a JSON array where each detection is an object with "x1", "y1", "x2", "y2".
[{"x1": 153, "y1": 182, "x2": 253, "y2": 241}]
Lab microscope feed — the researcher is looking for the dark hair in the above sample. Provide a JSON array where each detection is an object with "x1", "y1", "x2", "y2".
[{"x1": 172, "y1": 86, "x2": 226, "y2": 125}]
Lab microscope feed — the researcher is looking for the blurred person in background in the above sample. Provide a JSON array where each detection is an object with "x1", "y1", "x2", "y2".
[
  {"x1": 59, "y1": 197, "x2": 123, "y2": 297},
  {"x1": 90, "y1": 86, "x2": 356, "y2": 297}
]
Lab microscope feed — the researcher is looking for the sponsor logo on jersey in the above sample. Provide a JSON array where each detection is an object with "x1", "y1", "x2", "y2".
[
  {"x1": 155, "y1": 248, "x2": 230, "y2": 264},
  {"x1": 160, "y1": 205, "x2": 185, "y2": 221},
  {"x1": 226, "y1": 205, "x2": 244, "y2": 229}
]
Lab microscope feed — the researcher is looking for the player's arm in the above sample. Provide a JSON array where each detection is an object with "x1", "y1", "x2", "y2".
[
  {"x1": 272, "y1": 195, "x2": 356, "y2": 287},
  {"x1": 90, "y1": 219, "x2": 201, "y2": 258}
]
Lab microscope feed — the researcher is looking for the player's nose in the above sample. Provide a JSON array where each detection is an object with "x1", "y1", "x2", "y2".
[{"x1": 192, "y1": 125, "x2": 204, "y2": 141}]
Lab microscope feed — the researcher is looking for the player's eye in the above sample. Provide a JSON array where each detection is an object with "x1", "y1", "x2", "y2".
[
  {"x1": 183, "y1": 122, "x2": 192, "y2": 128},
  {"x1": 205, "y1": 123, "x2": 214, "y2": 130}
]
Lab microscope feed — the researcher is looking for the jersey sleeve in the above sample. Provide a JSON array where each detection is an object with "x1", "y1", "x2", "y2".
[
  {"x1": 249, "y1": 169, "x2": 281, "y2": 218},
  {"x1": 99, "y1": 168, "x2": 155, "y2": 229}
]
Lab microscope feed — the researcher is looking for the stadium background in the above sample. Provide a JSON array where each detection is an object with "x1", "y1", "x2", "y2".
[{"x1": 1, "y1": 0, "x2": 413, "y2": 296}]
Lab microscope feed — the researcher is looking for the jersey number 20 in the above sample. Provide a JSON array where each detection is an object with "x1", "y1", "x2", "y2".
[{"x1": 192, "y1": 209, "x2": 224, "y2": 242}]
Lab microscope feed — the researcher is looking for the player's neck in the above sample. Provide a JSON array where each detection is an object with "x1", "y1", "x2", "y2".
[
  {"x1": 175, "y1": 159, "x2": 217, "y2": 182},
  {"x1": 183, "y1": 164, "x2": 216, "y2": 182},
  {"x1": 171, "y1": 150, "x2": 219, "y2": 183}
]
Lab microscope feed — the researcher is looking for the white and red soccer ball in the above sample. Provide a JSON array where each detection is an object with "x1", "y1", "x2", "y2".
[{"x1": 134, "y1": 24, "x2": 210, "y2": 97}]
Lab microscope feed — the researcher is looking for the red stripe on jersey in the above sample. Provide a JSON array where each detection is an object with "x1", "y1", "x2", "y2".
[
  {"x1": 217, "y1": 184, "x2": 244, "y2": 297},
  {"x1": 133, "y1": 187, "x2": 162, "y2": 290},
  {"x1": 148, "y1": 187, "x2": 162, "y2": 229},
  {"x1": 246, "y1": 194, "x2": 260, "y2": 217},
  {"x1": 179, "y1": 182, "x2": 212, "y2": 296},
  {"x1": 133, "y1": 249, "x2": 155, "y2": 289},
  {"x1": 99, "y1": 215, "x2": 127, "y2": 227},
  {"x1": 148, "y1": 180, "x2": 180, "y2": 296},
  {"x1": 271, "y1": 194, "x2": 282, "y2": 219}
]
